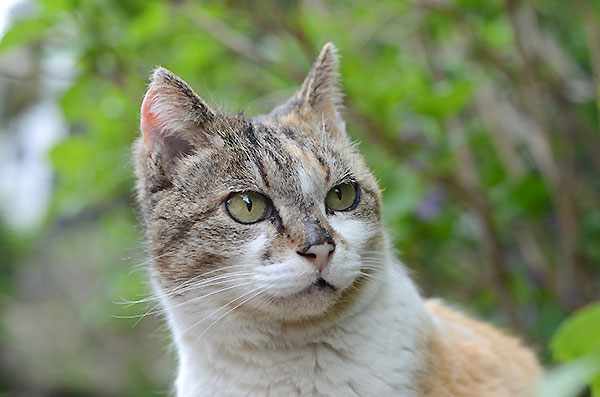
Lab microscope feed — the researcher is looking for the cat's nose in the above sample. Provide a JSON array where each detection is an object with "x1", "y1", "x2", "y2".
[{"x1": 297, "y1": 242, "x2": 335, "y2": 272}]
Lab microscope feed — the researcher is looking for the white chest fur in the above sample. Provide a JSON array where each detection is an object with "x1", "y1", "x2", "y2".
[{"x1": 164, "y1": 265, "x2": 430, "y2": 397}]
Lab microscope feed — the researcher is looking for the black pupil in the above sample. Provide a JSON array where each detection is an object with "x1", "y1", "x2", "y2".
[
  {"x1": 242, "y1": 195, "x2": 253, "y2": 212},
  {"x1": 335, "y1": 187, "x2": 342, "y2": 200}
]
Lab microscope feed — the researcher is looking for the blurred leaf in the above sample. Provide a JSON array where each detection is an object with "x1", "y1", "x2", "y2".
[
  {"x1": 550, "y1": 302, "x2": 600, "y2": 396},
  {"x1": 551, "y1": 302, "x2": 600, "y2": 362},
  {"x1": 481, "y1": 16, "x2": 513, "y2": 50},
  {"x1": 490, "y1": 173, "x2": 552, "y2": 220},
  {"x1": 0, "y1": 16, "x2": 51, "y2": 53},
  {"x1": 414, "y1": 80, "x2": 474, "y2": 119}
]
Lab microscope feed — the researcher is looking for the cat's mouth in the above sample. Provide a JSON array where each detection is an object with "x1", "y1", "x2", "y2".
[
  {"x1": 264, "y1": 276, "x2": 341, "y2": 317},
  {"x1": 282, "y1": 277, "x2": 338, "y2": 299},
  {"x1": 314, "y1": 277, "x2": 337, "y2": 291},
  {"x1": 292, "y1": 277, "x2": 338, "y2": 297}
]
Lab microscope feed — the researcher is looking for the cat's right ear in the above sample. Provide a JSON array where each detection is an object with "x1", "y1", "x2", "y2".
[
  {"x1": 140, "y1": 67, "x2": 215, "y2": 176},
  {"x1": 272, "y1": 43, "x2": 347, "y2": 142}
]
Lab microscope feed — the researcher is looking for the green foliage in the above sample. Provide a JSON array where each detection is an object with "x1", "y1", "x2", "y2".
[
  {"x1": 548, "y1": 302, "x2": 600, "y2": 396},
  {"x1": 552, "y1": 303, "x2": 600, "y2": 363}
]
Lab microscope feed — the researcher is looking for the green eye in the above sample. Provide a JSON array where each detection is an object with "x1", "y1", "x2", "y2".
[
  {"x1": 326, "y1": 183, "x2": 359, "y2": 212},
  {"x1": 226, "y1": 192, "x2": 270, "y2": 224}
]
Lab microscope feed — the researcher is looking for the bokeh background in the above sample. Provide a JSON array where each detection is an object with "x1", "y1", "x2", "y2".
[{"x1": 0, "y1": 0, "x2": 599, "y2": 395}]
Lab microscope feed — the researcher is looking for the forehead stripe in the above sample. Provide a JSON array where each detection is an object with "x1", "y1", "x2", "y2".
[
  {"x1": 255, "y1": 157, "x2": 270, "y2": 189},
  {"x1": 244, "y1": 124, "x2": 259, "y2": 147}
]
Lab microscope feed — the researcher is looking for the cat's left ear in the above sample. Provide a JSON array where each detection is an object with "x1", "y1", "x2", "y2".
[
  {"x1": 140, "y1": 67, "x2": 218, "y2": 178},
  {"x1": 286, "y1": 42, "x2": 346, "y2": 139}
]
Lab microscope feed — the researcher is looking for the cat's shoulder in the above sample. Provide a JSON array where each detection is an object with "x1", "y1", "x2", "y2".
[{"x1": 418, "y1": 299, "x2": 542, "y2": 397}]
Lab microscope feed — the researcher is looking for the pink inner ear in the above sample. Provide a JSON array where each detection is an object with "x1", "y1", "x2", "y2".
[
  {"x1": 140, "y1": 87, "x2": 195, "y2": 164},
  {"x1": 140, "y1": 88, "x2": 163, "y2": 151}
]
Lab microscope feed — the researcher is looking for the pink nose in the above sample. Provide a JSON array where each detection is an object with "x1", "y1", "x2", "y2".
[{"x1": 298, "y1": 243, "x2": 335, "y2": 272}]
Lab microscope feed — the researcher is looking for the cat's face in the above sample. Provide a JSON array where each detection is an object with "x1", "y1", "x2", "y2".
[{"x1": 134, "y1": 44, "x2": 385, "y2": 329}]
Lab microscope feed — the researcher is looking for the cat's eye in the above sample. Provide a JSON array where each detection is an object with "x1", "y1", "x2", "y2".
[
  {"x1": 326, "y1": 183, "x2": 359, "y2": 212},
  {"x1": 226, "y1": 191, "x2": 270, "y2": 224}
]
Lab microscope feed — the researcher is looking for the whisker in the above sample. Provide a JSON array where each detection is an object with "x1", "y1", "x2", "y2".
[
  {"x1": 148, "y1": 275, "x2": 255, "y2": 309},
  {"x1": 130, "y1": 281, "x2": 256, "y2": 327},
  {"x1": 127, "y1": 252, "x2": 175, "y2": 275},
  {"x1": 115, "y1": 276, "x2": 255, "y2": 324},
  {"x1": 357, "y1": 272, "x2": 384, "y2": 282},
  {"x1": 167, "y1": 272, "x2": 254, "y2": 296},
  {"x1": 166, "y1": 280, "x2": 255, "y2": 312},
  {"x1": 359, "y1": 264, "x2": 384, "y2": 269},
  {"x1": 116, "y1": 270, "x2": 254, "y2": 305},
  {"x1": 114, "y1": 280, "x2": 256, "y2": 325},
  {"x1": 358, "y1": 262, "x2": 383, "y2": 267},
  {"x1": 165, "y1": 265, "x2": 254, "y2": 293},
  {"x1": 196, "y1": 288, "x2": 265, "y2": 341},
  {"x1": 181, "y1": 287, "x2": 263, "y2": 338}
]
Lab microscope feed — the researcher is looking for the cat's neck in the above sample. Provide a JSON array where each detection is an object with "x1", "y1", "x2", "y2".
[{"x1": 164, "y1": 262, "x2": 432, "y2": 396}]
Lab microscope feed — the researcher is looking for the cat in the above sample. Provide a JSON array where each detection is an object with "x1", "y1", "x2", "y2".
[{"x1": 133, "y1": 42, "x2": 542, "y2": 396}]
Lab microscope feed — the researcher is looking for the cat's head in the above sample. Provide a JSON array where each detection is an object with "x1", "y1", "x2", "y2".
[{"x1": 134, "y1": 43, "x2": 386, "y2": 330}]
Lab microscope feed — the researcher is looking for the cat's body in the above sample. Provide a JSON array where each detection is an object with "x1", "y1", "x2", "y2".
[{"x1": 134, "y1": 43, "x2": 541, "y2": 396}]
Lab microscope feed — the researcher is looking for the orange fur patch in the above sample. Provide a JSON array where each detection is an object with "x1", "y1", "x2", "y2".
[{"x1": 417, "y1": 300, "x2": 542, "y2": 396}]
